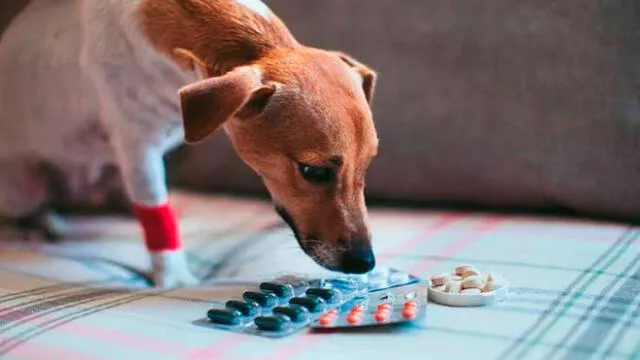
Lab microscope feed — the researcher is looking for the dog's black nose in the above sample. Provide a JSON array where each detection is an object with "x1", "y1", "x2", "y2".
[{"x1": 339, "y1": 245, "x2": 376, "y2": 274}]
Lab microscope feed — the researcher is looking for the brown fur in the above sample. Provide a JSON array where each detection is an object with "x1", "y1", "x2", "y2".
[
  {"x1": 138, "y1": 0, "x2": 379, "y2": 271},
  {"x1": 138, "y1": 0, "x2": 298, "y2": 75}
]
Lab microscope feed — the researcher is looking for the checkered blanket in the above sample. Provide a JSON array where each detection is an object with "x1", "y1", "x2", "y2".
[{"x1": 0, "y1": 190, "x2": 638, "y2": 360}]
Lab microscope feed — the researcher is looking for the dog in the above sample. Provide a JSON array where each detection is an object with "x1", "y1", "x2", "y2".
[{"x1": 0, "y1": 0, "x2": 379, "y2": 287}]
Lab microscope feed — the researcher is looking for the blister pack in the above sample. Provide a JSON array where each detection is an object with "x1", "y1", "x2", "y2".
[{"x1": 196, "y1": 267, "x2": 427, "y2": 337}]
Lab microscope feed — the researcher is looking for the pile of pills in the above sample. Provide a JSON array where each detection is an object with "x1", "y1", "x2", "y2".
[{"x1": 428, "y1": 264, "x2": 508, "y2": 306}]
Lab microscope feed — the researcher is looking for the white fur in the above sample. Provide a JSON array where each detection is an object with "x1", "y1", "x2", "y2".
[
  {"x1": 0, "y1": 0, "x2": 211, "y2": 287},
  {"x1": 150, "y1": 250, "x2": 199, "y2": 288},
  {"x1": 234, "y1": 0, "x2": 271, "y2": 18}
]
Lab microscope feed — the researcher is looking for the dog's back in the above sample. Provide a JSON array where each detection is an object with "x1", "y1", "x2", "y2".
[{"x1": 0, "y1": 0, "x2": 94, "y2": 161}]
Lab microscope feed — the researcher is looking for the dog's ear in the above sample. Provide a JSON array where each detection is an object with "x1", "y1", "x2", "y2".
[
  {"x1": 334, "y1": 52, "x2": 377, "y2": 105},
  {"x1": 172, "y1": 48, "x2": 208, "y2": 77},
  {"x1": 178, "y1": 67, "x2": 277, "y2": 144}
]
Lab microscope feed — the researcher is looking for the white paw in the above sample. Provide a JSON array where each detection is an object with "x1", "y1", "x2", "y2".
[{"x1": 150, "y1": 249, "x2": 199, "y2": 288}]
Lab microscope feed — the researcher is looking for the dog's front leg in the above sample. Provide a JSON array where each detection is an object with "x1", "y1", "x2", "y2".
[{"x1": 114, "y1": 143, "x2": 198, "y2": 288}]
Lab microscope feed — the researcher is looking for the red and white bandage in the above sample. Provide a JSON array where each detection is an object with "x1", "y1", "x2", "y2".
[{"x1": 132, "y1": 202, "x2": 182, "y2": 252}]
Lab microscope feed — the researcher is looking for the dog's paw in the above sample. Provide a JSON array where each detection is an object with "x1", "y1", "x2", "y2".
[{"x1": 150, "y1": 249, "x2": 199, "y2": 288}]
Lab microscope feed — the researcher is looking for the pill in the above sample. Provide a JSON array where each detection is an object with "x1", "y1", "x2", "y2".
[
  {"x1": 430, "y1": 273, "x2": 449, "y2": 287},
  {"x1": 404, "y1": 300, "x2": 418, "y2": 308},
  {"x1": 322, "y1": 310, "x2": 338, "y2": 320},
  {"x1": 305, "y1": 288, "x2": 338, "y2": 303},
  {"x1": 455, "y1": 264, "x2": 474, "y2": 276},
  {"x1": 254, "y1": 315, "x2": 289, "y2": 331},
  {"x1": 485, "y1": 272, "x2": 506, "y2": 287},
  {"x1": 445, "y1": 281, "x2": 461, "y2": 293},
  {"x1": 402, "y1": 307, "x2": 418, "y2": 320},
  {"x1": 290, "y1": 296, "x2": 325, "y2": 312},
  {"x1": 259, "y1": 282, "x2": 292, "y2": 298},
  {"x1": 461, "y1": 275, "x2": 483, "y2": 289},
  {"x1": 327, "y1": 308, "x2": 339, "y2": 316},
  {"x1": 461, "y1": 288, "x2": 482, "y2": 295},
  {"x1": 207, "y1": 308, "x2": 242, "y2": 325},
  {"x1": 272, "y1": 305, "x2": 308, "y2": 322},
  {"x1": 225, "y1": 300, "x2": 259, "y2": 316},
  {"x1": 433, "y1": 285, "x2": 446, "y2": 292},
  {"x1": 485, "y1": 272, "x2": 500, "y2": 282},
  {"x1": 481, "y1": 281, "x2": 495, "y2": 293},
  {"x1": 374, "y1": 310, "x2": 389, "y2": 322},
  {"x1": 242, "y1": 291, "x2": 278, "y2": 308},
  {"x1": 318, "y1": 314, "x2": 335, "y2": 326},
  {"x1": 450, "y1": 275, "x2": 463, "y2": 281},
  {"x1": 350, "y1": 305, "x2": 365, "y2": 314},
  {"x1": 346, "y1": 313, "x2": 362, "y2": 324},
  {"x1": 377, "y1": 303, "x2": 392, "y2": 311},
  {"x1": 461, "y1": 268, "x2": 481, "y2": 278}
]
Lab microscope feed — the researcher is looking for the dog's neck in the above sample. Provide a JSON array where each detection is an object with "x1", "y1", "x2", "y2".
[{"x1": 138, "y1": 0, "x2": 299, "y2": 76}]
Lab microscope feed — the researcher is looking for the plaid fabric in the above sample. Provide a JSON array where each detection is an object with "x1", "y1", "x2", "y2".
[{"x1": 0, "y1": 190, "x2": 638, "y2": 360}]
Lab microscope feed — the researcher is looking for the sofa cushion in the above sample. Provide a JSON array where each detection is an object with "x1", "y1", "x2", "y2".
[{"x1": 168, "y1": 0, "x2": 640, "y2": 220}]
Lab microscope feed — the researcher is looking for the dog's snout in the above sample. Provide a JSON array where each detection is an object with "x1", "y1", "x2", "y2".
[{"x1": 339, "y1": 241, "x2": 375, "y2": 274}]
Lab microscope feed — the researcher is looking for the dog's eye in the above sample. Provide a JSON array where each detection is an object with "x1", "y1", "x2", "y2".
[{"x1": 298, "y1": 163, "x2": 335, "y2": 183}]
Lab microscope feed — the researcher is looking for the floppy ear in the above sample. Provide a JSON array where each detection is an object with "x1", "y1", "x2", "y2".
[
  {"x1": 172, "y1": 48, "x2": 208, "y2": 77},
  {"x1": 334, "y1": 52, "x2": 377, "y2": 105},
  {"x1": 178, "y1": 67, "x2": 277, "y2": 144}
]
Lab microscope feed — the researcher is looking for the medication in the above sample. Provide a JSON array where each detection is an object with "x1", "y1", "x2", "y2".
[
  {"x1": 243, "y1": 291, "x2": 278, "y2": 308},
  {"x1": 428, "y1": 264, "x2": 509, "y2": 307},
  {"x1": 225, "y1": 300, "x2": 259, "y2": 317},
  {"x1": 430, "y1": 273, "x2": 449, "y2": 287},
  {"x1": 305, "y1": 288, "x2": 339, "y2": 303},
  {"x1": 272, "y1": 305, "x2": 308, "y2": 322},
  {"x1": 259, "y1": 282, "x2": 293, "y2": 298},
  {"x1": 454, "y1": 264, "x2": 474, "y2": 276},
  {"x1": 200, "y1": 267, "x2": 427, "y2": 337},
  {"x1": 461, "y1": 288, "x2": 482, "y2": 295},
  {"x1": 402, "y1": 306, "x2": 418, "y2": 319},
  {"x1": 461, "y1": 268, "x2": 481, "y2": 278},
  {"x1": 255, "y1": 315, "x2": 289, "y2": 331},
  {"x1": 461, "y1": 275, "x2": 483, "y2": 289},
  {"x1": 290, "y1": 296, "x2": 326, "y2": 313},
  {"x1": 346, "y1": 312, "x2": 362, "y2": 324},
  {"x1": 481, "y1": 281, "x2": 495, "y2": 292},
  {"x1": 207, "y1": 308, "x2": 242, "y2": 325},
  {"x1": 445, "y1": 281, "x2": 461, "y2": 293}
]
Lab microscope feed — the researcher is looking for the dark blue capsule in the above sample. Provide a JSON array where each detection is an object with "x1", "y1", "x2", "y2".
[
  {"x1": 225, "y1": 300, "x2": 259, "y2": 316},
  {"x1": 289, "y1": 296, "x2": 325, "y2": 312},
  {"x1": 305, "y1": 288, "x2": 338, "y2": 303},
  {"x1": 254, "y1": 315, "x2": 289, "y2": 331},
  {"x1": 272, "y1": 305, "x2": 308, "y2": 322},
  {"x1": 259, "y1": 282, "x2": 292, "y2": 298},
  {"x1": 207, "y1": 308, "x2": 241, "y2": 325},
  {"x1": 243, "y1": 291, "x2": 278, "y2": 308}
]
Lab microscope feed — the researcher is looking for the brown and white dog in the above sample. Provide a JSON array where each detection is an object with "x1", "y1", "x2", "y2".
[{"x1": 0, "y1": 0, "x2": 379, "y2": 287}]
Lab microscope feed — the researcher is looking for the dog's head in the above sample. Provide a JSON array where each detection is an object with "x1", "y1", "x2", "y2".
[{"x1": 177, "y1": 47, "x2": 378, "y2": 274}]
